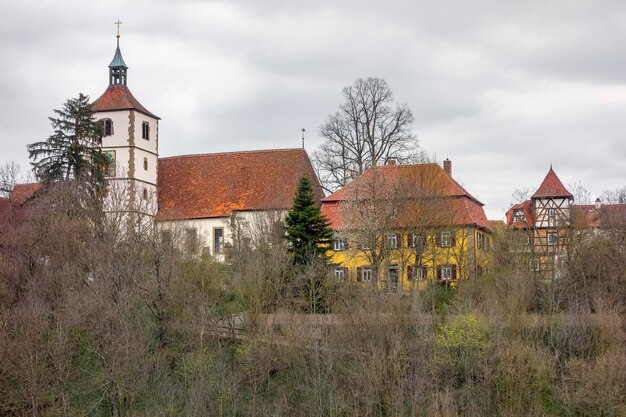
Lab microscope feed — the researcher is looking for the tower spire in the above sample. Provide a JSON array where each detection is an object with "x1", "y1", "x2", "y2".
[{"x1": 109, "y1": 20, "x2": 128, "y2": 85}]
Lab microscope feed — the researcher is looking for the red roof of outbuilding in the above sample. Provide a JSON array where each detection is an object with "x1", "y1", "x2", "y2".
[
  {"x1": 9, "y1": 183, "x2": 41, "y2": 205},
  {"x1": 532, "y1": 167, "x2": 573, "y2": 199},
  {"x1": 156, "y1": 148, "x2": 322, "y2": 221},
  {"x1": 91, "y1": 84, "x2": 159, "y2": 119},
  {"x1": 572, "y1": 204, "x2": 626, "y2": 229}
]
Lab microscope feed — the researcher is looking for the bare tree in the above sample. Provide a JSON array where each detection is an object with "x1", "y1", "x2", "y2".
[
  {"x1": 0, "y1": 161, "x2": 23, "y2": 197},
  {"x1": 314, "y1": 77, "x2": 417, "y2": 193}
]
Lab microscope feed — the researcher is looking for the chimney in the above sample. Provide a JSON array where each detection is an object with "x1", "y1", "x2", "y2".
[
  {"x1": 595, "y1": 198, "x2": 602, "y2": 210},
  {"x1": 387, "y1": 158, "x2": 397, "y2": 166},
  {"x1": 443, "y1": 159, "x2": 452, "y2": 176}
]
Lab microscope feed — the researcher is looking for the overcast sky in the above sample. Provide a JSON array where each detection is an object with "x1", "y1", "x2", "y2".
[{"x1": 1, "y1": 0, "x2": 625, "y2": 218}]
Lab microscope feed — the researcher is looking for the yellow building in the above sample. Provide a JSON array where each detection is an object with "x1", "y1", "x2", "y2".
[{"x1": 321, "y1": 160, "x2": 492, "y2": 290}]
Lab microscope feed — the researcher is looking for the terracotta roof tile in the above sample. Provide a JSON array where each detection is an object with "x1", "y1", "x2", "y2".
[
  {"x1": 532, "y1": 167, "x2": 573, "y2": 199},
  {"x1": 9, "y1": 183, "x2": 41, "y2": 205},
  {"x1": 91, "y1": 85, "x2": 159, "y2": 119},
  {"x1": 156, "y1": 148, "x2": 322, "y2": 221},
  {"x1": 505, "y1": 199, "x2": 534, "y2": 228},
  {"x1": 320, "y1": 163, "x2": 491, "y2": 231},
  {"x1": 572, "y1": 204, "x2": 626, "y2": 229}
]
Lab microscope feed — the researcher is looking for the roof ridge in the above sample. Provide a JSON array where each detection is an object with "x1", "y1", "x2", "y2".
[{"x1": 158, "y1": 148, "x2": 305, "y2": 161}]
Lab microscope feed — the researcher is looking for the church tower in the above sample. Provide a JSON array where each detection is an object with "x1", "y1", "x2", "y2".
[{"x1": 91, "y1": 24, "x2": 159, "y2": 229}]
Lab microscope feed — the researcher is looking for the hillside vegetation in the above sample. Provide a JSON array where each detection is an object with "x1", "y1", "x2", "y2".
[{"x1": 1, "y1": 184, "x2": 625, "y2": 417}]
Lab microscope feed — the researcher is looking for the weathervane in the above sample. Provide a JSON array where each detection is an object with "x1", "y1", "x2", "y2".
[
  {"x1": 301, "y1": 128, "x2": 306, "y2": 149},
  {"x1": 114, "y1": 19, "x2": 123, "y2": 39}
]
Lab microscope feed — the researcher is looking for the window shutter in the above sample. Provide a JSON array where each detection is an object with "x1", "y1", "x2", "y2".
[
  {"x1": 421, "y1": 266, "x2": 428, "y2": 280},
  {"x1": 436, "y1": 266, "x2": 442, "y2": 280},
  {"x1": 407, "y1": 234, "x2": 414, "y2": 248},
  {"x1": 344, "y1": 267, "x2": 349, "y2": 280},
  {"x1": 396, "y1": 233, "x2": 402, "y2": 248},
  {"x1": 451, "y1": 264, "x2": 457, "y2": 280},
  {"x1": 436, "y1": 233, "x2": 442, "y2": 247},
  {"x1": 407, "y1": 265, "x2": 414, "y2": 281},
  {"x1": 451, "y1": 232, "x2": 456, "y2": 247},
  {"x1": 357, "y1": 267, "x2": 362, "y2": 282}
]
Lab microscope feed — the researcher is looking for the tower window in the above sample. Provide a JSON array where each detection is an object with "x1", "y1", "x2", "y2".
[
  {"x1": 142, "y1": 121, "x2": 150, "y2": 140},
  {"x1": 143, "y1": 157, "x2": 148, "y2": 171},
  {"x1": 103, "y1": 119, "x2": 114, "y2": 136},
  {"x1": 142, "y1": 188, "x2": 148, "y2": 200},
  {"x1": 103, "y1": 150, "x2": 116, "y2": 177}
]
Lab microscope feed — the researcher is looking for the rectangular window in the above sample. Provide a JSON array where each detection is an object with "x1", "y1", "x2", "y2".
[
  {"x1": 143, "y1": 157, "x2": 148, "y2": 171},
  {"x1": 408, "y1": 233, "x2": 426, "y2": 249},
  {"x1": 103, "y1": 150, "x2": 116, "y2": 177},
  {"x1": 547, "y1": 232, "x2": 557, "y2": 246},
  {"x1": 142, "y1": 121, "x2": 150, "y2": 140},
  {"x1": 142, "y1": 188, "x2": 148, "y2": 200},
  {"x1": 334, "y1": 267, "x2": 347, "y2": 281},
  {"x1": 440, "y1": 231, "x2": 454, "y2": 248},
  {"x1": 103, "y1": 119, "x2": 113, "y2": 136},
  {"x1": 161, "y1": 230, "x2": 173, "y2": 247},
  {"x1": 386, "y1": 233, "x2": 399, "y2": 248},
  {"x1": 357, "y1": 266, "x2": 373, "y2": 282},
  {"x1": 437, "y1": 264, "x2": 457, "y2": 282},
  {"x1": 531, "y1": 257, "x2": 540, "y2": 272},
  {"x1": 408, "y1": 265, "x2": 427, "y2": 281},
  {"x1": 214, "y1": 228, "x2": 224, "y2": 254},
  {"x1": 185, "y1": 228, "x2": 197, "y2": 255},
  {"x1": 333, "y1": 237, "x2": 347, "y2": 251}
]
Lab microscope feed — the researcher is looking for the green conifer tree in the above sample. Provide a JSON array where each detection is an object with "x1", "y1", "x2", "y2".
[
  {"x1": 285, "y1": 176, "x2": 333, "y2": 265},
  {"x1": 28, "y1": 93, "x2": 109, "y2": 195}
]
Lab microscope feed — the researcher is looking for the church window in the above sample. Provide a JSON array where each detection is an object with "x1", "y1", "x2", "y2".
[
  {"x1": 142, "y1": 188, "x2": 148, "y2": 200},
  {"x1": 103, "y1": 150, "x2": 116, "y2": 177},
  {"x1": 185, "y1": 228, "x2": 198, "y2": 255},
  {"x1": 103, "y1": 119, "x2": 113, "y2": 136},
  {"x1": 214, "y1": 228, "x2": 224, "y2": 254},
  {"x1": 143, "y1": 157, "x2": 148, "y2": 171},
  {"x1": 142, "y1": 121, "x2": 150, "y2": 140}
]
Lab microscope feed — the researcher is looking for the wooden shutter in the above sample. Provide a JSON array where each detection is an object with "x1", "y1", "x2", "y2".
[
  {"x1": 436, "y1": 266, "x2": 442, "y2": 280},
  {"x1": 407, "y1": 233, "x2": 414, "y2": 248},
  {"x1": 356, "y1": 267, "x2": 362, "y2": 282},
  {"x1": 451, "y1": 264, "x2": 457, "y2": 280},
  {"x1": 436, "y1": 233, "x2": 442, "y2": 247},
  {"x1": 450, "y1": 232, "x2": 456, "y2": 247},
  {"x1": 421, "y1": 266, "x2": 428, "y2": 280},
  {"x1": 407, "y1": 265, "x2": 414, "y2": 281}
]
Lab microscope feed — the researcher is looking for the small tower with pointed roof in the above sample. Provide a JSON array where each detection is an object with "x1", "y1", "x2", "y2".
[{"x1": 91, "y1": 24, "x2": 160, "y2": 227}]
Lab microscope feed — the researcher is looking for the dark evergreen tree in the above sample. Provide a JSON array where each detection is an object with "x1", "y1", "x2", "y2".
[
  {"x1": 285, "y1": 176, "x2": 333, "y2": 265},
  {"x1": 28, "y1": 93, "x2": 109, "y2": 194}
]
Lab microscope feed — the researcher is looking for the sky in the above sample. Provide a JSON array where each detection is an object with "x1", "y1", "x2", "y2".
[{"x1": 1, "y1": 0, "x2": 625, "y2": 219}]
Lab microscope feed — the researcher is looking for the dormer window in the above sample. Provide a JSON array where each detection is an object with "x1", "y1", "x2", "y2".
[
  {"x1": 103, "y1": 119, "x2": 113, "y2": 136},
  {"x1": 142, "y1": 121, "x2": 150, "y2": 140}
]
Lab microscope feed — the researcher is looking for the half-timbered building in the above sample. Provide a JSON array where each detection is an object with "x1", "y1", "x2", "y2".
[{"x1": 506, "y1": 166, "x2": 574, "y2": 276}]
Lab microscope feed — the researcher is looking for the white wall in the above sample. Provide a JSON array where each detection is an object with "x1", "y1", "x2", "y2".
[{"x1": 158, "y1": 209, "x2": 287, "y2": 262}]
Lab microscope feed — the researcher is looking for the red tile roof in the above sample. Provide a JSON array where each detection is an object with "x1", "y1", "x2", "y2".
[
  {"x1": 156, "y1": 148, "x2": 322, "y2": 221},
  {"x1": 505, "y1": 200, "x2": 535, "y2": 229},
  {"x1": 0, "y1": 197, "x2": 12, "y2": 228},
  {"x1": 9, "y1": 183, "x2": 41, "y2": 205},
  {"x1": 320, "y1": 163, "x2": 491, "y2": 231},
  {"x1": 532, "y1": 167, "x2": 573, "y2": 199},
  {"x1": 91, "y1": 84, "x2": 159, "y2": 119},
  {"x1": 572, "y1": 204, "x2": 626, "y2": 229}
]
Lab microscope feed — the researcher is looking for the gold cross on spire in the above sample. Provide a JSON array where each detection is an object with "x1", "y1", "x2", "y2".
[{"x1": 114, "y1": 19, "x2": 123, "y2": 38}]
